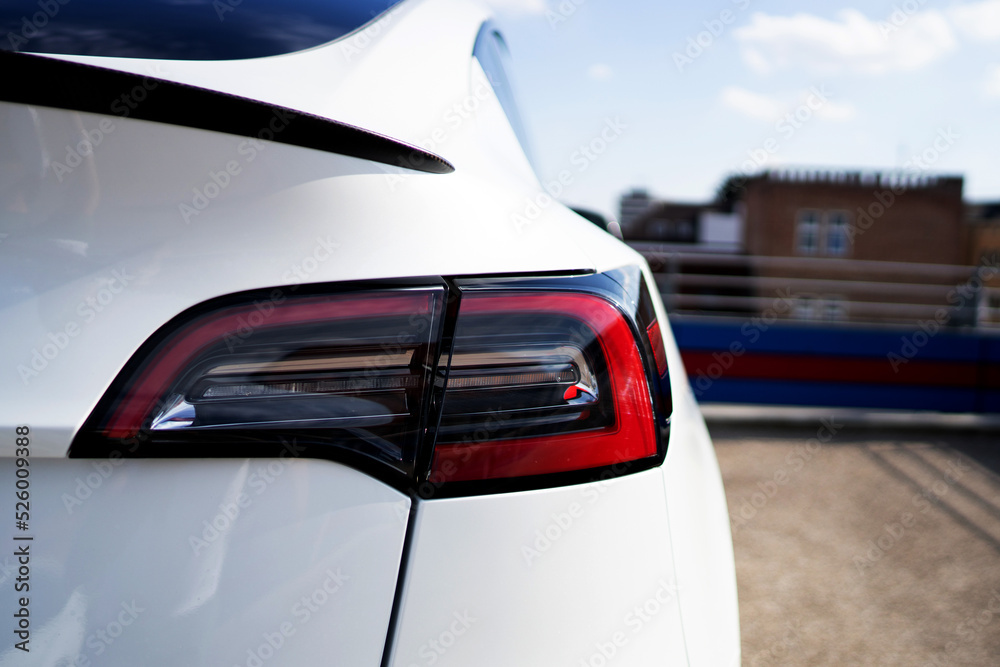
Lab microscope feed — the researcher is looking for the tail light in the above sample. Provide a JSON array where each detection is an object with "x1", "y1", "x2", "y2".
[
  {"x1": 431, "y1": 292, "x2": 656, "y2": 482},
  {"x1": 72, "y1": 289, "x2": 446, "y2": 481},
  {"x1": 72, "y1": 275, "x2": 670, "y2": 495}
]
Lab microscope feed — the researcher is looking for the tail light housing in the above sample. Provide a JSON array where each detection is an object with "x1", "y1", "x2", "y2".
[
  {"x1": 72, "y1": 273, "x2": 671, "y2": 495},
  {"x1": 72, "y1": 288, "x2": 446, "y2": 483},
  {"x1": 432, "y1": 292, "x2": 656, "y2": 483}
]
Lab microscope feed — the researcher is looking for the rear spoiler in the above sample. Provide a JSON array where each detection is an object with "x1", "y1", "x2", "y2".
[{"x1": 0, "y1": 50, "x2": 454, "y2": 175}]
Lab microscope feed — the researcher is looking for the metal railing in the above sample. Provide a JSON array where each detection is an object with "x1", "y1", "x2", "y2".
[{"x1": 629, "y1": 241, "x2": 1000, "y2": 329}]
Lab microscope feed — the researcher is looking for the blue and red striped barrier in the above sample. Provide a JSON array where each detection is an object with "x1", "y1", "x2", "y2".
[{"x1": 671, "y1": 319, "x2": 1000, "y2": 413}]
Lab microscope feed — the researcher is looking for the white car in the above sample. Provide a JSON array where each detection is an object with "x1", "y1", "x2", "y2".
[{"x1": 0, "y1": 1, "x2": 739, "y2": 665}]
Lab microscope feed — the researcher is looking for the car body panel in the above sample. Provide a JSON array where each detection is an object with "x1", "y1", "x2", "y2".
[
  {"x1": 658, "y1": 310, "x2": 743, "y2": 667},
  {"x1": 389, "y1": 468, "x2": 689, "y2": 666},
  {"x1": 0, "y1": 458, "x2": 409, "y2": 666}
]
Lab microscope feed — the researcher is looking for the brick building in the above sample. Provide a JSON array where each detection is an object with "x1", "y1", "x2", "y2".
[
  {"x1": 733, "y1": 170, "x2": 966, "y2": 264},
  {"x1": 624, "y1": 169, "x2": 976, "y2": 325}
]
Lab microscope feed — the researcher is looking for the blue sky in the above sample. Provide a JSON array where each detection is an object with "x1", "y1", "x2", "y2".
[{"x1": 484, "y1": 0, "x2": 1000, "y2": 218}]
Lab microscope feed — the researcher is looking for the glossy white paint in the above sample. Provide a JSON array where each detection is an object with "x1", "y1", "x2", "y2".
[
  {"x1": 391, "y1": 469, "x2": 689, "y2": 667},
  {"x1": 0, "y1": 458, "x2": 409, "y2": 665},
  {"x1": 655, "y1": 289, "x2": 743, "y2": 667}
]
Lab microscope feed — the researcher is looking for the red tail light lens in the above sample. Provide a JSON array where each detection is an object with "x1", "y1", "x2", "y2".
[
  {"x1": 646, "y1": 319, "x2": 669, "y2": 377},
  {"x1": 431, "y1": 292, "x2": 657, "y2": 482},
  {"x1": 74, "y1": 289, "x2": 445, "y2": 478},
  {"x1": 72, "y1": 275, "x2": 669, "y2": 494}
]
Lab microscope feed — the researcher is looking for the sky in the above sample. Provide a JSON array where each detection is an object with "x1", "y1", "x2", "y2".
[{"x1": 482, "y1": 0, "x2": 1000, "y2": 219}]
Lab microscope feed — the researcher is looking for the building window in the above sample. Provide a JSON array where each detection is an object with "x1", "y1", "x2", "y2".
[
  {"x1": 796, "y1": 210, "x2": 820, "y2": 255},
  {"x1": 796, "y1": 209, "x2": 851, "y2": 257},
  {"x1": 826, "y1": 211, "x2": 850, "y2": 256}
]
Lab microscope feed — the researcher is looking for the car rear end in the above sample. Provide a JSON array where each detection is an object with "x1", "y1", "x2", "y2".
[{"x1": 0, "y1": 1, "x2": 739, "y2": 665}]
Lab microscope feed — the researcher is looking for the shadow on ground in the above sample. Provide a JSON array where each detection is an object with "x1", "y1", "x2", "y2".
[{"x1": 710, "y1": 421, "x2": 1000, "y2": 667}]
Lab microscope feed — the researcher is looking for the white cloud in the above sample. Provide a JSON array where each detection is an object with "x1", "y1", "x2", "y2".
[
  {"x1": 484, "y1": 0, "x2": 548, "y2": 16},
  {"x1": 741, "y1": 49, "x2": 771, "y2": 75},
  {"x1": 986, "y1": 64, "x2": 1000, "y2": 97},
  {"x1": 588, "y1": 64, "x2": 614, "y2": 81},
  {"x1": 814, "y1": 99, "x2": 857, "y2": 122},
  {"x1": 720, "y1": 87, "x2": 784, "y2": 121},
  {"x1": 721, "y1": 86, "x2": 857, "y2": 123},
  {"x1": 949, "y1": 0, "x2": 1000, "y2": 40},
  {"x1": 734, "y1": 9, "x2": 956, "y2": 75}
]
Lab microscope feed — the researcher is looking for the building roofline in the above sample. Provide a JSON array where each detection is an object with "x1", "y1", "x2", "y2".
[{"x1": 746, "y1": 168, "x2": 963, "y2": 190}]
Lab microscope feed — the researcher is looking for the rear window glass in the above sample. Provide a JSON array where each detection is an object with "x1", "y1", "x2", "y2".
[
  {"x1": 1, "y1": 0, "x2": 404, "y2": 60},
  {"x1": 473, "y1": 24, "x2": 534, "y2": 168}
]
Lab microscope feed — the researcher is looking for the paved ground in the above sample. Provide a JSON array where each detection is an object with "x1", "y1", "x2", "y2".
[{"x1": 710, "y1": 418, "x2": 1000, "y2": 667}]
